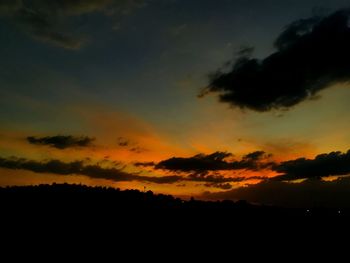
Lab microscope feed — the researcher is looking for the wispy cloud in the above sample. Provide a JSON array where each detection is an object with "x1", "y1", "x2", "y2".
[{"x1": 0, "y1": 0, "x2": 145, "y2": 49}]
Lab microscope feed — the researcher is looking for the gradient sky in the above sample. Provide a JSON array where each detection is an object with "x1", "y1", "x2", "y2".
[{"x1": 2, "y1": 0, "x2": 350, "y2": 206}]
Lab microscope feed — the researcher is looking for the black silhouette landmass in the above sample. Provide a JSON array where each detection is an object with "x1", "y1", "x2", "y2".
[{"x1": 0, "y1": 184, "x2": 346, "y2": 218}]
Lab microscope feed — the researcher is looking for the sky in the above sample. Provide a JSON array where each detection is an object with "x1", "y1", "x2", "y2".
[{"x1": 2, "y1": 0, "x2": 350, "y2": 207}]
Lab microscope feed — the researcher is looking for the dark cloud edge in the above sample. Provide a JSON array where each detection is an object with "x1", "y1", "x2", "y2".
[
  {"x1": 27, "y1": 135, "x2": 95, "y2": 149},
  {"x1": 0, "y1": 156, "x2": 258, "y2": 188},
  {"x1": 154, "y1": 149, "x2": 350, "y2": 182},
  {"x1": 203, "y1": 8, "x2": 350, "y2": 112},
  {"x1": 154, "y1": 151, "x2": 274, "y2": 173},
  {"x1": 3, "y1": 148, "x2": 350, "y2": 189}
]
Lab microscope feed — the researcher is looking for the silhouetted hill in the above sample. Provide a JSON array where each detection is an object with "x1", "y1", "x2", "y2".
[{"x1": 0, "y1": 184, "x2": 346, "y2": 218}]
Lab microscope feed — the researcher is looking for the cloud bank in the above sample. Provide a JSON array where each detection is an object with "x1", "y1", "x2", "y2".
[
  {"x1": 155, "y1": 151, "x2": 274, "y2": 173},
  {"x1": 273, "y1": 150, "x2": 350, "y2": 181},
  {"x1": 0, "y1": 156, "x2": 181, "y2": 184},
  {"x1": 0, "y1": 156, "x2": 257, "y2": 188},
  {"x1": 203, "y1": 9, "x2": 350, "y2": 112}
]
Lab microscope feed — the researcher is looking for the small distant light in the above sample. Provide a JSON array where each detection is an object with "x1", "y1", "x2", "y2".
[
  {"x1": 306, "y1": 209, "x2": 310, "y2": 213},
  {"x1": 338, "y1": 210, "x2": 341, "y2": 214}
]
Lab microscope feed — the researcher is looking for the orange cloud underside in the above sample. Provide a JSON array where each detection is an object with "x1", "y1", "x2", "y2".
[{"x1": 0, "y1": 104, "x2": 328, "y2": 197}]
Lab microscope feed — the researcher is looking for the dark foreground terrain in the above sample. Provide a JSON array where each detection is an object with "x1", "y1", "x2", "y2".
[
  {"x1": 0, "y1": 184, "x2": 347, "y2": 218},
  {"x1": 1, "y1": 183, "x2": 347, "y2": 248}
]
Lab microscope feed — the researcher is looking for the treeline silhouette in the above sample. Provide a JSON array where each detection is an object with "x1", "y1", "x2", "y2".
[{"x1": 0, "y1": 184, "x2": 346, "y2": 218}]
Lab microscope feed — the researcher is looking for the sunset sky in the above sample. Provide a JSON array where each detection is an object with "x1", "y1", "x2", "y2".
[{"x1": 2, "y1": 0, "x2": 350, "y2": 206}]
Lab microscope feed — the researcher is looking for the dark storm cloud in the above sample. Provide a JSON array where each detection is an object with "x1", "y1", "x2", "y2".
[
  {"x1": 203, "y1": 8, "x2": 350, "y2": 112},
  {"x1": 27, "y1": 135, "x2": 95, "y2": 149},
  {"x1": 0, "y1": 0, "x2": 145, "y2": 49},
  {"x1": 155, "y1": 151, "x2": 274, "y2": 173},
  {"x1": 0, "y1": 156, "x2": 182, "y2": 184},
  {"x1": 273, "y1": 150, "x2": 350, "y2": 181},
  {"x1": 203, "y1": 177, "x2": 350, "y2": 208}
]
